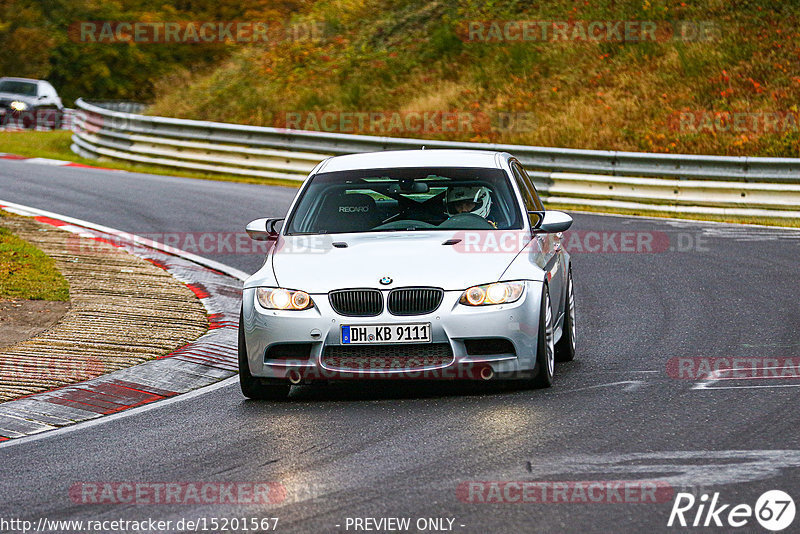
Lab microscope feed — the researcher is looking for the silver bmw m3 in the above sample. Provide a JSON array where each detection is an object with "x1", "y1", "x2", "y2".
[{"x1": 239, "y1": 149, "x2": 576, "y2": 399}]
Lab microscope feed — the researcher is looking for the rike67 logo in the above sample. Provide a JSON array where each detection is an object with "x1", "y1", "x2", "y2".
[{"x1": 668, "y1": 490, "x2": 795, "y2": 531}]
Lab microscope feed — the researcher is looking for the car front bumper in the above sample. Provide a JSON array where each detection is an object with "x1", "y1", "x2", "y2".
[{"x1": 241, "y1": 281, "x2": 544, "y2": 382}]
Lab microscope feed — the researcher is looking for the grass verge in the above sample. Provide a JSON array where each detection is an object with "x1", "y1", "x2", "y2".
[{"x1": 0, "y1": 210, "x2": 70, "y2": 301}]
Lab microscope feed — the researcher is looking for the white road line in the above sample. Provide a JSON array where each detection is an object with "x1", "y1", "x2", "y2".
[
  {"x1": 697, "y1": 383, "x2": 800, "y2": 390},
  {"x1": 22, "y1": 158, "x2": 73, "y2": 166},
  {"x1": 693, "y1": 364, "x2": 800, "y2": 390},
  {"x1": 519, "y1": 450, "x2": 800, "y2": 487},
  {"x1": 557, "y1": 380, "x2": 646, "y2": 394}
]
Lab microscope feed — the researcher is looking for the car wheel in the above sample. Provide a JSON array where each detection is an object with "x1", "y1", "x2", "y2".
[
  {"x1": 530, "y1": 284, "x2": 555, "y2": 389},
  {"x1": 555, "y1": 268, "x2": 576, "y2": 362},
  {"x1": 238, "y1": 309, "x2": 291, "y2": 400}
]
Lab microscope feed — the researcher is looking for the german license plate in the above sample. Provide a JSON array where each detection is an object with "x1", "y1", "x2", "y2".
[{"x1": 341, "y1": 323, "x2": 431, "y2": 344}]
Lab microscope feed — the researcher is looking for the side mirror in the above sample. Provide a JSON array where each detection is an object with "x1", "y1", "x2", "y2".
[
  {"x1": 246, "y1": 218, "x2": 283, "y2": 241},
  {"x1": 531, "y1": 210, "x2": 573, "y2": 233}
]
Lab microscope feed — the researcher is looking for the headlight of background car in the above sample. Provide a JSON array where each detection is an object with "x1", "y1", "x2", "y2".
[
  {"x1": 10, "y1": 101, "x2": 28, "y2": 111},
  {"x1": 459, "y1": 282, "x2": 525, "y2": 306},
  {"x1": 256, "y1": 287, "x2": 314, "y2": 310}
]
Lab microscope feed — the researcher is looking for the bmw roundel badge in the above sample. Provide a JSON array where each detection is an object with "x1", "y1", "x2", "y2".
[{"x1": 379, "y1": 276, "x2": 393, "y2": 285}]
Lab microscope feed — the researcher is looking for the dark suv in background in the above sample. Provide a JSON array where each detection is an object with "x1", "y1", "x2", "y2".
[{"x1": 0, "y1": 77, "x2": 64, "y2": 129}]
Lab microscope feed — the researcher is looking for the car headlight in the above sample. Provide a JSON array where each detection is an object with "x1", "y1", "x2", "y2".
[
  {"x1": 459, "y1": 282, "x2": 525, "y2": 306},
  {"x1": 10, "y1": 101, "x2": 28, "y2": 111},
  {"x1": 256, "y1": 287, "x2": 314, "y2": 310}
]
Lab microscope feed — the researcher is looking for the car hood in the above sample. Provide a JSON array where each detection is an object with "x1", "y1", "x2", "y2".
[{"x1": 271, "y1": 232, "x2": 528, "y2": 293}]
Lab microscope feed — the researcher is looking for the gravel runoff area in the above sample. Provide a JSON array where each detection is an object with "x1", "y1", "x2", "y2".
[{"x1": 0, "y1": 215, "x2": 208, "y2": 402}]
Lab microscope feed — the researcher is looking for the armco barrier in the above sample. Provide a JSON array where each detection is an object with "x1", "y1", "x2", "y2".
[{"x1": 71, "y1": 99, "x2": 800, "y2": 219}]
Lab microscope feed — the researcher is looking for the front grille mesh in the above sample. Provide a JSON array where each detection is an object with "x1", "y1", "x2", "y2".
[
  {"x1": 322, "y1": 343, "x2": 453, "y2": 371},
  {"x1": 329, "y1": 289, "x2": 383, "y2": 317},
  {"x1": 388, "y1": 287, "x2": 443, "y2": 316}
]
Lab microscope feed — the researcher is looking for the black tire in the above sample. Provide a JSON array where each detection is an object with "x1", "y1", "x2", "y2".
[
  {"x1": 555, "y1": 268, "x2": 576, "y2": 362},
  {"x1": 238, "y1": 309, "x2": 290, "y2": 400},
  {"x1": 530, "y1": 283, "x2": 555, "y2": 389}
]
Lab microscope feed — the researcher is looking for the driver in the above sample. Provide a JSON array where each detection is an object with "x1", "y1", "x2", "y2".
[{"x1": 445, "y1": 186, "x2": 492, "y2": 218}]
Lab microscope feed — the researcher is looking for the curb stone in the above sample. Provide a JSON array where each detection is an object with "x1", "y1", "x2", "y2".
[{"x1": 0, "y1": 202, "x2": 244, "y2": 440}]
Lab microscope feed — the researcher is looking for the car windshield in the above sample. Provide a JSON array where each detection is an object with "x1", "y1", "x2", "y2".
[
  {"x1": 286, "y1": 166, "x2": 522, "y2": 235},
  {"x1": 0, "y1": 80, "x2": 37, "y2": 96}
]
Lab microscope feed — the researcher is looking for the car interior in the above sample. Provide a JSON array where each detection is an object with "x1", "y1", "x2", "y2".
[{"x1": 288, "y1": 167, "x2": 523, "y2": 234}]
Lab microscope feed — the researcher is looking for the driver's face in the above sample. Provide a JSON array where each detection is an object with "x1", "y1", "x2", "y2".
[{"x1": 452, "y1": 199, "x2": 477, "y2": 214}]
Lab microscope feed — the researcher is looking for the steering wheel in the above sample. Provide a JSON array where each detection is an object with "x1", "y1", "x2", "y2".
[
  {"x1": 381, "y1": 205, "x2": 447, "y2": 226},
  {"x1": 438, "y1": 213, "x2": 495, "y2": 229},
  {"x1": 373, "y1": 220, "x2": 438, "y2": 231}
]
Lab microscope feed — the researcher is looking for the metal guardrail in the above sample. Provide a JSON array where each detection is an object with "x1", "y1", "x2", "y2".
[
  {"x1": 79, "y1": 101, "x2": 149, "y2": 114},
  {"x1": 62, "y1": 108, "x2": 75, "y2": 130},
  {"x1": 71, "y1": 98, "x2": 800, "y2": 219}
]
